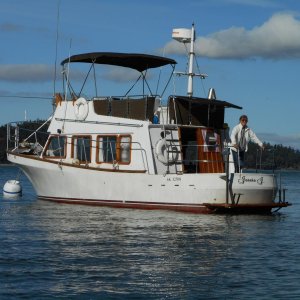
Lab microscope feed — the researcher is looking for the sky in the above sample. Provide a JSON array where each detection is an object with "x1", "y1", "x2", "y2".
[{"x1": 0, "y1": 0, "x2": 300, "y2": 149}]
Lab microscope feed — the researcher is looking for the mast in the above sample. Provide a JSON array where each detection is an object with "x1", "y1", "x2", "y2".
[
  {"x1": 187, "y1": 24, "x2": 195, "y2": 97},
  {"x1": 172, "y1": 24, "x2": 207, "y2": 98}
]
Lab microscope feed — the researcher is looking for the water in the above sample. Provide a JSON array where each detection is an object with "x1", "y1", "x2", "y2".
[{"x1": 1, "y1": 166, "x2": 300, "y2": 299}]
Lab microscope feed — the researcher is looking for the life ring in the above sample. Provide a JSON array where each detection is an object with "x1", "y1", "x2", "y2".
[
  {"x1": 155, "y1": 138, "x2": 178, "y2": 165},
  {"x1": 74, "y1": 97, "x2": 89, "y2": 120}
]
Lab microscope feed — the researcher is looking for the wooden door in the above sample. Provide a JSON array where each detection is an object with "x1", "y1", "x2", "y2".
[{"x1": 196, "y1": 128, "x2": 224, "y2": 173}]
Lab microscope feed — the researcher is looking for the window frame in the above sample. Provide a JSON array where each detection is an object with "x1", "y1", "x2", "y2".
[
  {"x1": 71, "y1": 135, "x2": 92, "y2": 164},
  {"x1": 96, "y1": 134, "x2": 132, "y2": 165},
  {"x1": 43, "y1": 135, "x2": 67, "y2": 159}
]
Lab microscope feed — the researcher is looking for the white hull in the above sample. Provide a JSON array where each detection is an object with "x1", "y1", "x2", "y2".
[
  {"x1": 6, "y1": 45, "x2": 290, "y2": 213},
  {"x1": 8, "y1": 153, "x2": 279, "y2": 213}
]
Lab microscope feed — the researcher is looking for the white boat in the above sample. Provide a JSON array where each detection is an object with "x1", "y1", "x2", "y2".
[{"x1": 6, "y1": 25, "x2": 290, "y2": 213}]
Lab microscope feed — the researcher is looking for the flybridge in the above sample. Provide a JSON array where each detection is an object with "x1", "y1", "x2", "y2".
[
  {"x1": 60, "y1": 52, "x2": 177, "y2": 100},
  {"x1": 59, "y1": 25, "x2": 208, "y2": 100}
]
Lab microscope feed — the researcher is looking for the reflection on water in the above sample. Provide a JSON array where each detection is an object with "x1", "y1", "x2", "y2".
[{"x1": 1, "y1": 167, "x2": 300, "y2": 299}]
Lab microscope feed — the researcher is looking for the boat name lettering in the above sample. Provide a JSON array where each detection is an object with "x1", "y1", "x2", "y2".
[
  {"x1": 167, "y1": 177, "x2": 181, "y2": 182},
  {"x1": 238, "y1": 176, "x2": 264, "y2": 185}
]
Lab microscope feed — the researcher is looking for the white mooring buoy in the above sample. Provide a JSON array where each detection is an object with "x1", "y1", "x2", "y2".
[{"x1": 3, "y1": 180, "x2": 22, "y2": 198}]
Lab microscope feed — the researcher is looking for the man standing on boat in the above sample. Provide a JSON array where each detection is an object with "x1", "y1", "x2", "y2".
[{"x1": 230, "y1": 115, "x2": 264, "y2": 172}]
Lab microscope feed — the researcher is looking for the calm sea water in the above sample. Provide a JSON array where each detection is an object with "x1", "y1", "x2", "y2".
[{"x1": 0, "y1": 166, "x2": 300, "y2": 300}]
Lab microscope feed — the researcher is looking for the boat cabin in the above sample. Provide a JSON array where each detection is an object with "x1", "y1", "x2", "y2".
[{"x1": 9, "y1": 52, "x2": 241, "y2": 176}]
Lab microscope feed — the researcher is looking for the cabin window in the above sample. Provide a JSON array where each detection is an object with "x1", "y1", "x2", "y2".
[
  {"x1": 72, "y1": 136, "x2": 91, "y2": 163},
  {"x1": 119, "y1": 136, "x2": 131, "y2": 163},
  {"x1": 97, "y1": 135, "x2": 131, "y2": 164},
  {"x1": 98, "y1": 136, "x2": 117, "y2": 163},
  {"x1": 44, "y1": 135, "x2": 66, "y2": 158}
]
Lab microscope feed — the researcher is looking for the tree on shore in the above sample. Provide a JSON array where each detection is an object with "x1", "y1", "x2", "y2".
[{"x1": 245, "y1": 142, "x2": 300, "y2": 170}]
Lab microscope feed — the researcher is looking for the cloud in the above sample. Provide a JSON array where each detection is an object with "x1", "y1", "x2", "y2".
[
  {"x1": 0, "y1": 64, "x2": 146, "y2": 85},
  {"x1": 0, "y1": 91, "x2": 53, "y2": 100},
  {"x1": 164, "y1": 12, "x2": 300, "y2": 59},
  {"x1": 0, "y1": 22, "x2": 23, "y2": 32},
  {"x1": 0, "y1": 64, "x2": 89, "y2": 83},
  {"x1": 0, "y1": 89, "x2": 10, "y2": 96},
  {"x1": 0, "y1": 64, "x2": 54, "y2": 82},
  {"x1": 260, "y1": 132, "x2": 300, "y2": 149},
  {"x1": 0, "y1": 21, "x2": 56, "y2": 40},
  {"x1": 219, "y1": 0, "x2": 282, "y2": 8}
]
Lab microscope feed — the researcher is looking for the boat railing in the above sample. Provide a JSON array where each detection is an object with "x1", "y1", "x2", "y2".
[
  {"x1": 254, "y1": 148, "x2": 277, "y2": 173},
  {"x1": 224, "y1": 145, "x2": 278, "y2": 174},
  {"x1": 138, "y1": 142, "x2": 276, "y2": 175},
  {"x1": 6, "y1": 120, "x2": 51, "y2": 155},
  {"x1": 93, "y1": 140, "x2": 149, "y2": 172},
  {"x1": 176, "y1": 142, "x2": 229, "y2": 174},
  {"x1": 40, "y1": 135, "x2": 150, "y2": 173},
  {"x1": 7, "y1": 122, "x2": 150, "y2": 172},
  {"x1": 176, "y1": 143, "x2": 277, "y2": 174},
  {"x1": 132, "y1": 141, "x2": 150, "y2": 173},
  {"x1": 92, "y1": 95, "x2": 161, "y2": 122}
]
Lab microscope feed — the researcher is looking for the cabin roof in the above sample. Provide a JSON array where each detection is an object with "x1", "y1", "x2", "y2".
[
  {"x1": 61, "y1": 52, "x2": 177, "y2": 72},
  {"x1": 172, "y1": 96, "x2": 242, "y2": 109}
]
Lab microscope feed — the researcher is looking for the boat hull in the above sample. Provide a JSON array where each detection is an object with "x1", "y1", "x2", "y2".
[{"x1": 7, "y1": 152, "x2": 283, "y2": 214}]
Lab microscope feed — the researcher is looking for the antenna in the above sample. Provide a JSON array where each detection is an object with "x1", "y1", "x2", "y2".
[
  {"x1": 61, "y1": 38, "x2": 72, "y2": 134},
  {"x1": 53, "y1": 0, "x2": 61, "y2": 97},
  {"x1": 187, "y1": 24, "x2": 195, "y2": 97},
  {"x1": 172, "y1": 24, "x2": 207, "y2": 97}
]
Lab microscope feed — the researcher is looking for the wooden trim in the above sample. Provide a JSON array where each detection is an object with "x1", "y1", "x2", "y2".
[
  {"x1": 196, "y1": 128, "x2": 224, "y2": 173},
  {"x1": 7, "y1": 151, "x2": 146, "y2": 173}
]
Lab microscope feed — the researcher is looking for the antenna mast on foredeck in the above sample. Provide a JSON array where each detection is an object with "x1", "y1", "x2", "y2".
[{"x1": 172, "y1": 23, "x2": 207, "y2": 97}]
